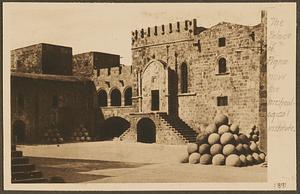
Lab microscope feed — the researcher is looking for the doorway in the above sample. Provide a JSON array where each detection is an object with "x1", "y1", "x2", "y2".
[
  {"x1": 137, "y1": 118, "x2": 156, "y2": 143},
  {"x1": 151, "y1": 90, "x2": 159, "y2": 111}
]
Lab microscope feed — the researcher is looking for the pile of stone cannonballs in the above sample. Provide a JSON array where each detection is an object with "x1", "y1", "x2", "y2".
[
  {"x1": 180, "y1": 113, "x2": 267, "y2": 167},
  {"x1": 43, "y1": 128, "x2": 64, "y2": 144},
  {"x1": 70, "y1": 126, "x2": 92, "y2": 142}
]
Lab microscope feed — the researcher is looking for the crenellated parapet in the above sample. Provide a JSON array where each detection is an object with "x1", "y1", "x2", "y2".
[{"x1": 131, "y1": 19, "x2": 206, "y2": 49}]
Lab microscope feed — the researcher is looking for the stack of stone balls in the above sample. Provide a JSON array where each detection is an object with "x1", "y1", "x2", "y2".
[
  {"x1": 70, "y1": 126, "x2": 92, "y2": 142},
  {"x1": 43, "y1": 128, "x2": 64, "y2": 144},
  {"x1": 179, "y1": 113, "x2": 266, "y2": 167},
  {"x1": 249, "y1": 125, "x2": 260, "y2": 143}
]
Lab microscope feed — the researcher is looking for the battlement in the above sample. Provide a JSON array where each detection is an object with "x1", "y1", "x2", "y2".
[{"x1": 131, "y1": 19, "x2": 206, "y2": 48}]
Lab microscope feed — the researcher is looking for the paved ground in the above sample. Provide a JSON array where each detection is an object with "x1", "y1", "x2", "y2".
[{"x1": 18, "y1": 141, "x2": 267, "y2": 183}]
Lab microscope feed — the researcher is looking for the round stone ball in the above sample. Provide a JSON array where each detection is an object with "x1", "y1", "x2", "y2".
[
  {"x1": 212, "y1": 154, "x2": 225, "y2": 165},
  {"x1": 223, "y1": 144, "x2": 236, "y2": 156},
  {"x1": 199, "y1": 143, "x2": 210, "y2": 154},
  {"x1": 189, "y1": 153, "x2": 201, "y2": 164},
  {"x1": 220, "y1": 132, "x2": 234, "y2": 145},
  {"x1": 250, "y1": 141, "x2": 258, "y2": 152},
  {"x1": 187, "y1": 143, "x2": 199, "y2": 154},
  {"x1": 239, "y1": 154, "x2": 247, "y2": 166},
  {"x1": 225, "y1": 154, "x2": 242, "y2": 167},
  {"x1": 233, "y1": 134, "x2": 240, "y2": 144},
  {"x1": 239, "y1": 134, "x2": 249, "y2": 144},
  {"x1": 259, "y1": 153, "x2": 266, "y2": 162},
  {"x1": 235, "y1": 143, "x2": 244, "y2": 154},
  {"x1": 205, "y1": 123, "x2": 218, "y2": 134},
  {"x1": 246, "y1": 154, "x2": 254, "y2": 165},
  {"x1": 230, "y1": 123, "x2": 239, "y2": 134},
  {"x1": 252, "y1": 134, "x2": 259, "y2": 142},
  {"x1": 243, "y1": 144, "x2": 251, "y2": 154},
  {"x1": 200, "y1": 154, "x2": 212, "y2": 165},
  {"x1": 179, "y1": 152, "x2": 189, "y2": 163},
  {"x1": 86, "y1": 136, "x2": 91, "y2": 141},
  {"x1": 252, "y1": 152, "x2": 262, "y2": 164},
  {"x1": 208, "y1": 133, "x2": 220, "y2": 145},
  {"x1": 196, "y1": 132, "x2": 209, "y2": 145},
  {"x1": 218, "y1": 125, "x2": 230, "y2": 135},
  {"x1": 210, "y1": 144, "x2": 223, "y2": 156},
  {"x1": 214, "y1": 113, "x2": 229, "y2": 127},
  {"x1": 80, "y1": 136, "x2": 85, "y2": 141},
  {"x1": 57, "y1": 137, "x2": 64, "y2": 143}
]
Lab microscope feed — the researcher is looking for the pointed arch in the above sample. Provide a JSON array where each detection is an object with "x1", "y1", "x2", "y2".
[
  {"x1": 124, "y1": 87, "x2": 132, "y2": 106},
  {"x1": 98, "y1": 89, "x2": 108, "y2": 107},
  {"x1": 110, "y1": 88, "x2": 121, "y2": 106}
]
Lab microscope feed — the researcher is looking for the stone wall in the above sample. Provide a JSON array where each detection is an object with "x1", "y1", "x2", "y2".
[
  {"x1": 131, "y1": 12, "x2": 267, "y2": 147},
  {"x1": 11, "y1": 43, "x2": 73, "y2": 75},
  {"x1": 11, "y1": 73, "x2": 98, "y2": 143},
  {"x1": 121, "y1": 113, "x2": 186, "y2": 144}
]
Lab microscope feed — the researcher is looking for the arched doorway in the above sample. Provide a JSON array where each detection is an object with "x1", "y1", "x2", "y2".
[
  {"x1": 137, "y1": 118, "x2": 156, "y2": 143},
  {"x1": 99, "y1": 117, "x2": 130, "y2": 140},
  {"x1": 12, "y1": 120, "x2": 26, "y2": 144}
]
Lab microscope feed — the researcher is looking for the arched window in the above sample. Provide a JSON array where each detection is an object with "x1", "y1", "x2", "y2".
[
  {"x1": 111, "y1": 88, "x2": 121, "y2": 106},
  {"x1": 124, "y1": 87, "x2": 132, "y2": 106},
  {"x1": 218, "y1": 58, "x2": 227, "y2": 74},
  {"x1": 98, "y1": 90, "x2": 107, "y2": 107},
  {"x1": 181, "y1": 63, "x2": 188, "y2": 93}
]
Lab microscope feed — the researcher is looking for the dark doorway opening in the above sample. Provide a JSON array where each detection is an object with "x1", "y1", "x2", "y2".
[
  {"x1": 151, "y1": 90, "x2": 159, "y2": 111},
  {"x1": 137, "y1": 118, "x2": 156, "y2": 143},
  {"x1": 12, "y1": 120, "x2": 26, "y2": 144},
  {"x1": 99, "y1": 117, "x2": 130, "y2": 140}
]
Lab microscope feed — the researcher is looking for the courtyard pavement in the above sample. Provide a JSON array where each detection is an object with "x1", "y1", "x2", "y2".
[{"x1": 18, "y1": 141, "x2": 267, "y2": 183}]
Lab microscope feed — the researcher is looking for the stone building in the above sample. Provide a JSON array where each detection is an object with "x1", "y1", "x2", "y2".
[
  {"x1": 120, "y1": 10, "x2": 267, "y2": 151},
  {"x1": 11, "y1": 44, "x2": 98, "y2": 143},
  {"x1": 10, "y1": 11, "x2": 267, "y2": 152}
]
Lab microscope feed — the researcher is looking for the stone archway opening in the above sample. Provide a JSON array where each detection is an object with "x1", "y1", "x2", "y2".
[
  {"x1": 12, "y1": 120, "x2": 26, "y2": 144},
  {"x1": 99, "y1": 117, "x2": 130, "y2": 140},
  {"x1": 137, "y1": 118, "x2": 156, "y2": 143}
]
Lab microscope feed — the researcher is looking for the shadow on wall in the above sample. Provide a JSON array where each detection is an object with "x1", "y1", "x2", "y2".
[{"x1": 168, "y1": 68, "x2": 179, "y2": 116}]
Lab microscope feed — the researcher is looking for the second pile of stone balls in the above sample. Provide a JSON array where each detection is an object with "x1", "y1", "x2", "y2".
[{"x1": 180, "y1": 113, "x2": 266, "y2": 167}]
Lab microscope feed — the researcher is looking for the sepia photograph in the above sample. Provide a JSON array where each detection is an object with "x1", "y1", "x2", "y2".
[{"x1": 2, "y1": 2, "x2": 297, "y2": 191}]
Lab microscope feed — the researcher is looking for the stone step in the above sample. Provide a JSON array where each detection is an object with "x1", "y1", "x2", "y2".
[
  {"x1": 12, "y1": 177, "x2": 48, "y2": 183},
  {"x1": 12, "y1": 164, "x2": 35, "y2": 172},
  {"x1": 12, "y1": 170, "x2": 43, "y2": 180},
  {"x1": 12, "y1": 151, "x2": 23, "y2": 157},
  {"x1": 12, "y1": 157, "x2": 30, "y2": 165}
]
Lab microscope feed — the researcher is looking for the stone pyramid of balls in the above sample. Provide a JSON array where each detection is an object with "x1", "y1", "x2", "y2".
[{"x1": 180, "y1": 113, "x2": 267, "y2": 167}]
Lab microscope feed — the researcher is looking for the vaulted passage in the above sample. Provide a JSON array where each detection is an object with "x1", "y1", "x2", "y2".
[
  {"x1": 99, "y1": 117, "x2": 130, "y2": 140},
  {"x1": 12, "y1": 120, "x2": 26, "y2": 144},
  {"x1": 137, "y1": 118, "x2": 156, "y2": 143}
]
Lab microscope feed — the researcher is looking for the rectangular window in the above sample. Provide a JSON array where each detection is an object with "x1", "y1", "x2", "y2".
[
  {"x1": 108, "y1": 68, "x2": 111, "y2": 76},
  {"x1": 218, "y1": 37, "x2": 226, "y2": 47},
  {"x1": 119, "y1": 66, "x2": 122, "y2": 74},
  {"x1": 217, "y1": 96, "x2": 228, "y2": 106}
]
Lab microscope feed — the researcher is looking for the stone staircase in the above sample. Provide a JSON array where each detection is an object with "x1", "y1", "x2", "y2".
[
  {"x1": 157, "y1": 112, "x2": 198, "y2": 143},
  {"x1": 11, "y1": 144, "x2": 48, "y2": 183}
]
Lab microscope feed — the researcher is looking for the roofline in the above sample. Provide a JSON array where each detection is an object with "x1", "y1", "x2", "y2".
[{"x1": 11, "y1": 43, "x2": 72, "y2": 52}]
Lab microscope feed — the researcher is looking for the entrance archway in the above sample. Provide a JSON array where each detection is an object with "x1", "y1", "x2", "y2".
[
  {"x1": 137, "y1": 118, "x2": 156, "y2": 143},
  {"x1": 99, "y1": 117, "x2": 130, "y2": 140},
  {"x1": 12, "y1": 120, "x2": 26, "y2": 144}
]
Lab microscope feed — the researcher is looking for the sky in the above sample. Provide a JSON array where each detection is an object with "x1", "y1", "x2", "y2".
[{"x1": 3, "y1": 3, "x2": 270, "y2": 65}]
